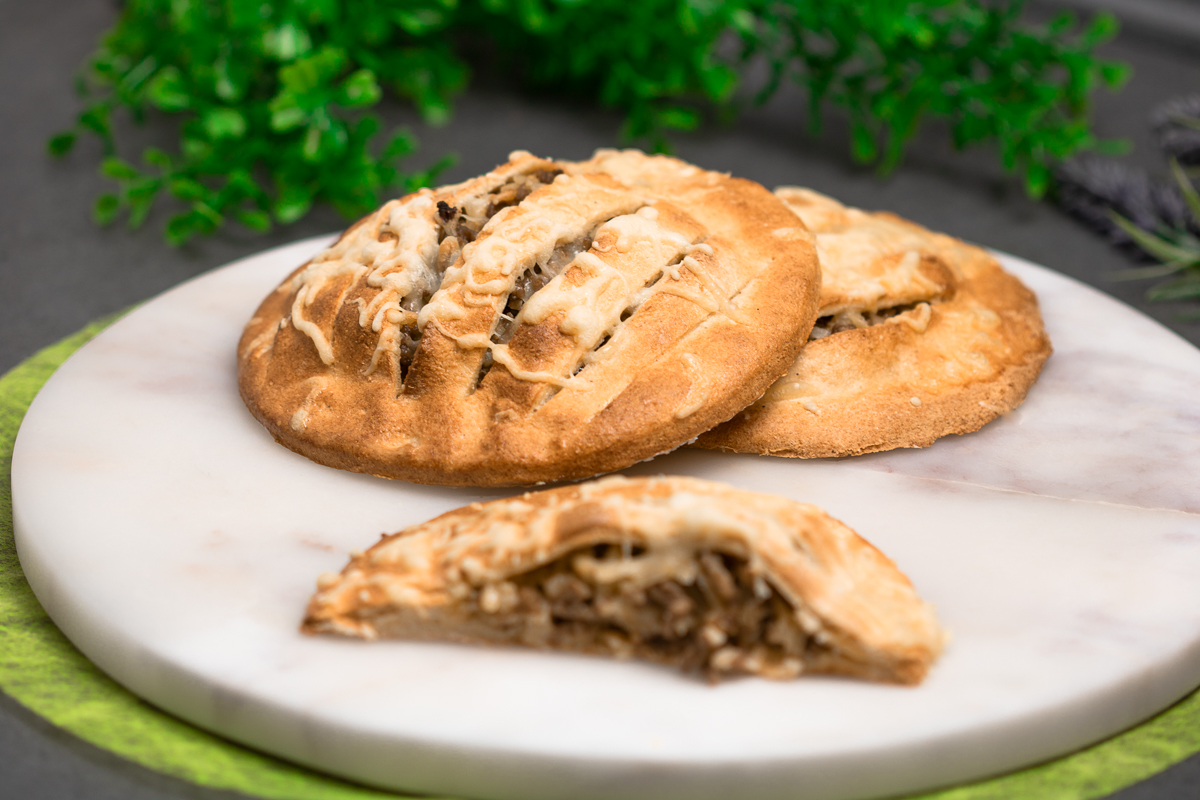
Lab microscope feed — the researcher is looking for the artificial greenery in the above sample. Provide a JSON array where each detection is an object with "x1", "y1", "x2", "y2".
[{"x1": 52, "y1": 0, "x2": 1129, "y2": 245}]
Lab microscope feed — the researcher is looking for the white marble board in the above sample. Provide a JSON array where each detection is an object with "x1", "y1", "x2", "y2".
[{"x1": 12, "y1": 237, "x2": 1200, "y2": 800}]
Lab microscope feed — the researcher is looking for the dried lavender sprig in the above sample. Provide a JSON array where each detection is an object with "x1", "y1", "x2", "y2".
[
  {"x1": 1052, "y1": 154, "x2": 1194, "y2": 255},
  {"x1": 1153, "y1": 94, "x2": 1200, "y2": 167}
]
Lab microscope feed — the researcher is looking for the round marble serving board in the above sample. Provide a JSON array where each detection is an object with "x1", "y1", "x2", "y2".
[{"x1": 12, "y1": 236, "x2": 1200, "y2": 800}]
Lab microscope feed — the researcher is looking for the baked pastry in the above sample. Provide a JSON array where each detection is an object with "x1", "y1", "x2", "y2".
[
  {"x1": 302, "y1": 476, "x2": 945, "y2": 684},
  {"x1": 695, "y1": 188, "x2": 1052, "y2": 458},
  {"x1": 238, "y1": 150, "x2": 820, "y2": 485}
]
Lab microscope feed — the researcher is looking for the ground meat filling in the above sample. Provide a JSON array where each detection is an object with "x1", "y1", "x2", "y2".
[
  {"x1": 434, "y1": 168, "x2": 564, "y2": 245},
  {"x1": 389, "y1": 168, "x2": 564, "y2": 381},
  {"x1": 493, "y1": 233, "x2": 594, "y2": 345},
  {"x1": 476, "y1": 229, "x2": 593, "y2": 386},
  {"x1": 471, "y1": 545, "x2": 826, "y2": 680},
  {"x1": 809, "y1": 301, "x2": 929, "y2": 340}
]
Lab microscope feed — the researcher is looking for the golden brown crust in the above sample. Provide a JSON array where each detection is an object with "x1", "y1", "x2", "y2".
[
  {"x1": 695, "y1": 188, "x2": 1052, "y2": 458},
  {"x1": 303, "y1": 476, "x2": 945, "y2": 684},
  {"x1": 238, "y1": 151, "x2": 821, "y2": 485}
]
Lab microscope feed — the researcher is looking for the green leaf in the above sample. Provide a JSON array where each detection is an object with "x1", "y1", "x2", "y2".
[
  {"x1": 656, "y1": 106, "x2": 700, "y2": 132},
  {"x1": 142, "y1": 147, "x2": 172, "y2": 170},
  {"x1": 274, "y1": 184, "x2": 314, "y2": 224},
  {"x1": 263, "y1": 21, "x2": 313, "y2": 61},
  {"x1": 269, "y1": 100, "x2": 308, "y2": 131},
  {"x1": 697, "y1": 63, "x2": 738, "y2": 104},
  {"x1": 1110, "y1": 213, "x2": 1200, "y2": 265},
  {"x1": 127, "y1": 189, "x2": 156, "y2": 229},
  {"x1": 1024, "y1": 161, "x2": 1051, "y2": 199},
  {"x1": 851, "y1": 122, "x2": 877, "y2": 163},
  {"x1": 1083, "y1": 11, "x2": 1120, "y2": 45},
  {"x1": 101, "y1": 157, "x2": 139, "y2": 181},
  {"x1": 215, "y1": 56, "x2": 249, "y2": 102},
  {"x1": 516, "y1": 0, "x2": 548, "y2": 32},
  {"x1": 729, "y1": 9, "x2": 756, "y2": 37},
  {"x1": 417, "y1": 95, "x2": 453, "y2": 126},
  {"x1": 294, "y1": 0, "x2": 338, "y2": 25},
  {"x1": 1099, "y1": 62, "x2": 1131, "y2": 90},
  {"x1": 393, "y1": 8, "x2": 448, "y2": 35},
  {"x1": 382, "y1": 131, "x2": 418, "y2": 160},
  {"x1": 192, "y1": 201, "x2": 224, "y2": 228},
  {"x1": 1170, "y1": 159, "x2": 1200, "y2": 226},
  {"x1": 170, "y1": 176, "x2": 208, "y2": 200},
  {"x1": 120, "y1": 56, "x2": 158, "y2": 95},
  {"x1": 227, "y1": 0, "x2": 269, "y2": 29},
  {"x1": 202, "y1": 107, "x2": 248, "y2": 140},
  {"x1": 180, "y1": 137, "x2": 213, "y2": 163},
  {"x1": 165, "y1": 213, "x2": 196, "y2": 247},
  {"x1": 93, "y1": 193, "x2": 120, "y2": 225},
  {"x1": 224, "y1": 168, "x2": 263, "y2": 198},
  {"x1": 279, "y1": 44, "x2": 347, "y2": 93},
  {"x1": 1148, "y1": 274, "x2": 1200, "y2": 302},
  {"x1": 235, "y1": 208, "x2": 272, "y2": 232},
  {"x1": 302, "y1": 123, "x2": 323, "y2": 161},
  {"x1": 48, "y1": 132, "x2": 76, "y2": 157},
  {"x1": 146, "y1": 67, "x2": 191, "y2": 112},
  {"x1": 338, "y1": 70, "x2": 382, "y2": 108},
  {"x1": 79, "y1": 106, "x2": 112, "y2": 141}
]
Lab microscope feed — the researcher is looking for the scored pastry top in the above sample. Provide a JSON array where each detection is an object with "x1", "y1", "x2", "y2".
[
  {"x1": 238, "y1": 150, "x2": 821, "y2": 485},
  {"x1": 304, "y1": 475, "x2": 945, "y2": 684},
  {"x1": 696, "y1": 187, "x2": 1052, "y2": 458}
]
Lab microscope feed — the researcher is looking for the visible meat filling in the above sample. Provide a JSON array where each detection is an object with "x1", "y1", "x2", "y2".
[
  {"x1": 390, "y1": 168, "x2": 564, "y2": 381},
  {"x1": 471, "y1": 544, "x2": 826, "y2": 680},
  {"x1": 809, "y1": 301, "x2": 929, "y2": 340},
  {"x1": 493, "y1": 234, "x2": 593, "y2": 344},
  {"x1": 475, "y1": 231, "x2": 594, "y2": 386},
  {"x1": 435, "y1": 168, "x2": 563, "y2": 245}
]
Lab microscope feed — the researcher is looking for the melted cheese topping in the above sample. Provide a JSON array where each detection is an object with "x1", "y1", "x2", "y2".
[
  {"x1": 418, "y1": 179, "x2": 643, "y2": 336},
  {"x1": 283, "y1": 158, "x2": 765, "y2": 398},
  {"x1": 673, "y1": 352, "x2": 708, "y2": 419},
  {"x1": 288, "y1": 193, "x2": 441, "y2": 366},
  {"x1": 775, "y1": 187, "x2": 952, "y2": 317},
  {"x1": 362, "y1": 476, "x2": 797, "y2": 593},
  {"x1": 290, "y1": 377, "x2": 329, "y2": 432}
]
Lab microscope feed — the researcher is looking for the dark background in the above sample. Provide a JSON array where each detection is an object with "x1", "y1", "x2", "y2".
[{"x1": 2, "y1": 1, "x2": 1200, "y2": 798}]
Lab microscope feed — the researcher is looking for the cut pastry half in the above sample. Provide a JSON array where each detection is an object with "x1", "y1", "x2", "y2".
[
  {"x1": 238, "y1": 150, "x2": 821, "y2": 485},
  {"x1": 303, "y1": 476, "x2": 945, "y2": 684},
  {"x1": 695, "y1": 188, "x2": 1052, "y2": 458}
]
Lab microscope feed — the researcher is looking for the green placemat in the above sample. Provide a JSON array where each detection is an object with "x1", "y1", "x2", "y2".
[{"x1": 1, "y1": 317, "x2": 1199, "y2": 800}]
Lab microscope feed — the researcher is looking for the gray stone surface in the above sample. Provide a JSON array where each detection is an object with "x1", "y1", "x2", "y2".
[{"x1": 2, "y1": 1, "x2": 1199, "y2": 798}]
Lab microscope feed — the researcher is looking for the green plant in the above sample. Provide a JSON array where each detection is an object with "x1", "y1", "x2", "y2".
[
  {"x1": 1110, "y1": 160, "x2": 1200, "y2": 309},
  {"x1": 52, "y1": 0, "x2": 1129, "y2": 245},
  {"x1": 743, "y1": 3, "x2": 1129, "y2": 196},
  {"x1": 51, "y1": 0, "x2": 464, "y2": 245}
]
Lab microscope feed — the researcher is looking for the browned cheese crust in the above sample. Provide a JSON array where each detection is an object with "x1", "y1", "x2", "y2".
[
  {"x1": 695, "y1": 188, "x2": 1052, "y2": 458},
  {"x1": 238, "y1": 151, "x2": 821, "y2": 485},
  {"x1": 303, "y1": 476, "x2": 945, "y2": 684}
]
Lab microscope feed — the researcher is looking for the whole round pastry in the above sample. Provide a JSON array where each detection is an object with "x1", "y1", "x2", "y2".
[
  {"x1": 237, "y1": 150, "x2": 821, "y2": 485},
  {"x1": 696, "y1": 188, "x2": 1052, "y2": 458}
]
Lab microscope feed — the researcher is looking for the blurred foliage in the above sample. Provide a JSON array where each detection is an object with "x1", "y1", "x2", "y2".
[
  {"x1": 1052, "y1": 94, "x2": 1200, "y2": 310},
  {"x1": 1109, "y1": 161, "x2": 1200, "y2": 309},
  {"x1": 51, "y1": 0, "x2": 1129, "y2": 244}
]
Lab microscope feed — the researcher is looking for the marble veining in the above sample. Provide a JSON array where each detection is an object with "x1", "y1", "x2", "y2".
[{"x1": 11, "y1": 238, "x2": 1200, "y2": 800}]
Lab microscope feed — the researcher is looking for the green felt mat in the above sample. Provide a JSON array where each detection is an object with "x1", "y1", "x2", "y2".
[{"x1": 1, "y1": 318, "x2": 1199, "y2": 800}]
